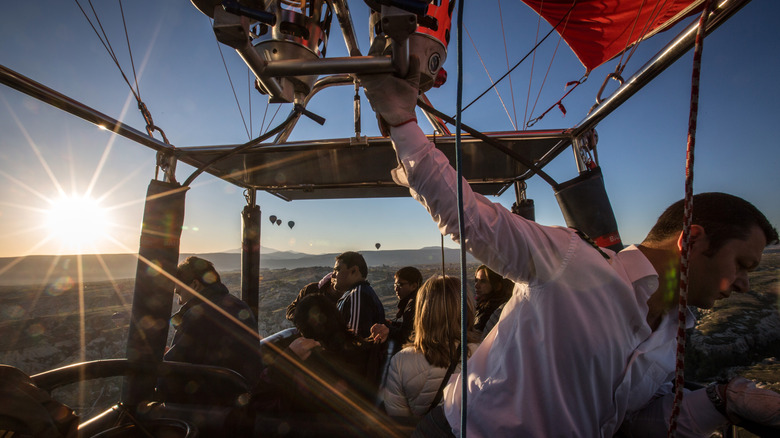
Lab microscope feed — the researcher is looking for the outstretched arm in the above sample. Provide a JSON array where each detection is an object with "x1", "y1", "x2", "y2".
[{"x1": 361, "y1": 59, "x2": 571, "y2": 284}]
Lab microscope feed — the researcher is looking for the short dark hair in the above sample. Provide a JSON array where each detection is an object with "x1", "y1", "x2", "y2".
[
  {"x1": 395, "y1": 266, "x2": 423, "y2": 288},
  {"x1": 335, "y1": 251, "x2": 367, "y2": 278},
  {"x1": 176, "y1": 256, "x2": 221, "y2": 286},
  {"x1": 644, "y1": 192, "x2": 778, "y2": 253}
]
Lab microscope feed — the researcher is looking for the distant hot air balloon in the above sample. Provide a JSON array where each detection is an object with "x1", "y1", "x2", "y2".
[
  {"x1": 276, "y1": 219, "x2": 282, "y2": 226},
  {"x1": 269, "y1": 215, "x2": 277, "y2": 224},
  {"x1": 375, "y1": 243, "x2": 381, "y2": 250},
  {"x1": 288, "y1": 221, "x2": 295, "y2": 229}
]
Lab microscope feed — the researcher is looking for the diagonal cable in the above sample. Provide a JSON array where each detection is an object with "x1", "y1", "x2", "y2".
[
  {"x1": 459, "y1": 1, "x2": 576, "y2": 114},
  {"x1": 464, "y1": 26, "x2": 516, "y2": 130},
  {"x1": 210, "y1": 17, "x2": 251, "y2": 140},
  {"x1": 497, "y1": 0, "x2": 518, "y2": 129}
]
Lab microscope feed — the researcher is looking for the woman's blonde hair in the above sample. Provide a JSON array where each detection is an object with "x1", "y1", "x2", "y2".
[{"x1": 408, "y1": 275, "x2": 480, "y2": 368}]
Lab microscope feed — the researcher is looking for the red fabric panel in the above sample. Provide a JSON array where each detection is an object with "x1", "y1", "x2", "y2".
[{"x1": 521, "y1": 0, "x2": 704, "y2": 71}]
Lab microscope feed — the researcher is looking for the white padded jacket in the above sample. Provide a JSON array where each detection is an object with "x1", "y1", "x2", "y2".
[{"x1": 382, "y1": 343, "x2": 479, "y2": 418}]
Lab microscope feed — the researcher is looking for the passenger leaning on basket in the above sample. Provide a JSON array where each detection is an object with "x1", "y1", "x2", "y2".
[
  {"x1": 246, "y1": 294, "x2": 384, "y2": 433},
  {"x1": 285, "y1": 271, "x2": 341, "y2": 322},
  {"x1": 382, "y1": 275, "x2": 480, "y2": 420},
  {"x1": 360, "y1": 55, "x2": 780, "y2": 437},
  {"x1": 159, "y1": 256, "x2": 263, "y2": 401}
]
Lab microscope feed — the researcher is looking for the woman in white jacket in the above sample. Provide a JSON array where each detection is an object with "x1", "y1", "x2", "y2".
[{"x1": 382, "y1": 275, "x2": 480, "y2": 418}]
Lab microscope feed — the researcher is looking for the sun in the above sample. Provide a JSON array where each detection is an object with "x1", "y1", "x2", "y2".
[{"x1": 45, "y1": 195, "x2": 113, "y2": 252}]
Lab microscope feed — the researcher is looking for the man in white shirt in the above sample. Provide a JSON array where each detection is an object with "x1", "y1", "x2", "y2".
[{"x1": 360, "y1": 56, "x2": 780, "y2": 437}]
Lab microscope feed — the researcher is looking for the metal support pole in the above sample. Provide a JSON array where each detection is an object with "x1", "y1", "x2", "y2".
[
  {"x1": 354, "y1": 80, "x2": 362, "y2": 139},
  {"x1": 241, "y1": 190, "x2": 261, "y2": 323}
]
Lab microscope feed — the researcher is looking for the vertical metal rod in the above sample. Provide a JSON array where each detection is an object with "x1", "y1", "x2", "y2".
[
  {"x1": 241, "y1": 189, "x2": 261, "y2": 324},
  {"x1": 354, "y1": 80, "x2": 362, "y2": 138}
]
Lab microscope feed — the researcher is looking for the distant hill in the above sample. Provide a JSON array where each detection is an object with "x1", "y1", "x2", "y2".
[{"x1": 0, "y1": 247, "x2": 475, "y2": 286}]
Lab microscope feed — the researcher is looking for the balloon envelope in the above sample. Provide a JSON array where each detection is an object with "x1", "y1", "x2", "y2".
[
  {"x1": 520, "y1": 0, "x2": 702, "y2": 72},
  {"x1": 288, "y1": 221, "x2": 295, "y2": 229},
  {"x1": 375, "y1": 243, "x2": 381, "y2": 250},
  {"x1": 276, "y1": 219, "x2": 282, "y2": 225},
  {"x1": 269, "y1": 215, "x2": 277, "y2": 224}
]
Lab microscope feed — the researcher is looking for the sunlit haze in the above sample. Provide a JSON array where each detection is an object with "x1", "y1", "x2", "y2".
[{"x1": 45, "y1": 195, "x2": 113, "y2": 252}]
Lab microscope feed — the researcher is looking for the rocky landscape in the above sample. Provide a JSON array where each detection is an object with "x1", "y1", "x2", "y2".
[{"x1": 0, "y1": 250, "x2": 778, "y2": 423}]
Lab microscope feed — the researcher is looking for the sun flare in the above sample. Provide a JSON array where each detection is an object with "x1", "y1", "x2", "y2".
[{"x1": 45, "y1": 195, "x2": 113, "y2": 251}]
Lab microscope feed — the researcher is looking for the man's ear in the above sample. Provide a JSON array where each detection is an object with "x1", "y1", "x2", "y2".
[
  {"x1": 677, "y1": 224, "x2": 708, "y2": 252},
  {"x1": 349, "y1": 265, "x2": 360, "y2": 277}
]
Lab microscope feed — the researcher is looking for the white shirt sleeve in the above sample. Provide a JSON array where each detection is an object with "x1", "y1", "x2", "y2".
[
  {"x1": 620, "y1": 388, "x2": 729, "y2": 437},
  {"x1": 389, "y1": 122, "x2": 572, "y2": 286}
]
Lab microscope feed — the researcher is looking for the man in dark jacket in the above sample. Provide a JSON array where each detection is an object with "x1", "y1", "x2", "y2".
[
  {"x1": 332, "y1": 251, "x2": 385, "y2": 339},
  {"x1": 370, "y1": 266, "x2": 422, "y2": 351},
  {"x1": 160, "y1": 256, "x2": 263, "y2": 400}
]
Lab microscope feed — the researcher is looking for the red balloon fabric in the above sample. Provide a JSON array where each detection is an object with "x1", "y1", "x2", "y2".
[{"x1": 521, "y1": 0, "x2": 703, "y2": 72}]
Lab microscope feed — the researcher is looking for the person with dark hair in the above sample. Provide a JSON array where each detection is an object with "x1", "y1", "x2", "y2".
[
  {"x1": 360, "y1": 59, "x2": 780, "y2": 437},
  {"x1": 370, "y1": 266, "x2": 423, "y2": 350},
  {"x1": 285, "y1": 272, "x2": 341, "y2": 322},
  {"x1": 332, "y1": 251, "x2": 386, "y2": 338},
  {"x1": 472, "y1": 265, "x2": 512, "y2": 335},
  {"x1": 161, "y1": 256, "x2": 263, "y2": 398},
  {"x1": 382, "y1": 275, "x2": 480, "y2": 419},
  {"x1": 249, "y1": 294, "x2": 384, "y2": 431}
]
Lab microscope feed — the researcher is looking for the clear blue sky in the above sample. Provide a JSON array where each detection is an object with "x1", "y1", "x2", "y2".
[{"x1": 0, "y1": 0, "x2": 778, "y2": 259}]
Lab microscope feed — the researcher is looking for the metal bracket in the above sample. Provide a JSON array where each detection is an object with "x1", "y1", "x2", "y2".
[
  {"x1": 572, "y1": 129, "x2": 598, "y2": 173},
  {"x1": 155, "y1": 151, "x2": 178, "y2": 184},
  {"x1": 379, "y1": 5, "x2": 418, "y2": 76}
]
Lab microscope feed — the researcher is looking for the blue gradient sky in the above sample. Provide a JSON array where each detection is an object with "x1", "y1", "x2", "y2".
[{"x1": 1, "y1": 1, "x2": 778, "y2": 258}]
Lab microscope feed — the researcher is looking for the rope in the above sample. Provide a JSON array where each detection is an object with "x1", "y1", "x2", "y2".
[
  {"x1": 525, "y1": 2, "x2": 575, "y2": 128},
  {"x1": 74, "y1": 0, "x2": 140, "y2": 102},
  {"x1": 523, "y1": 2, "x2": 543, "y2": 129},
  {"x1": 455, "y1": 0, "x2": 467, "y2": 435},
  {"x1": 497, "y1": 0, "x2": 518, "y2": 129},
  {"x1": 74, "y1": 0, "x2": 172, "y2": 146},
  {"x1": 526, "y1": 79, "x2": 583, "y2": 128},
  {"x1": 118, "y1": 0, "x2": 140, "y2": 102},
  {"x1": 667, "y1": 1, "x2": 712, "y2": 435},
  {"x1": 211, "y1": 16, "x2": 252, "y2": 140}
]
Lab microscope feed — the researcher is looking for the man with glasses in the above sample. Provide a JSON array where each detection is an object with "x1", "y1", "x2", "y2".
[{"x1": 371, "y1": 266, "x2": 423, "y2": 352}]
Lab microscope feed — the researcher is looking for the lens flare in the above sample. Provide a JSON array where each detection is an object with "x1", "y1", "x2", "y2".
[{"x1": 45, "y1": 195, "x2": 112, "y2": 252}]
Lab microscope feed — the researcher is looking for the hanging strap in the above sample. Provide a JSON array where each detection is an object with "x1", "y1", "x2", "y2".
[{"x1": 427, "y1": 344, "x2": 462, "y2": 413}]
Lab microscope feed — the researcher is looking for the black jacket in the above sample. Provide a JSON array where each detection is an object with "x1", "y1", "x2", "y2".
[
  {"x1": 388, "y1": 291, "x2": 417, "y2": 348},
  {"x1": 161, "y1": 282, "x2": 263, "y2": 400},
  {"x1": 336, "y1": 281, "x2": 386, "y2": 339}
]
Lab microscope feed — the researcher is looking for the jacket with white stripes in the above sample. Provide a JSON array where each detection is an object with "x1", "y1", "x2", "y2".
[{"x1": 336, "y1": 280, "x2": 386, "y2": 339}]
